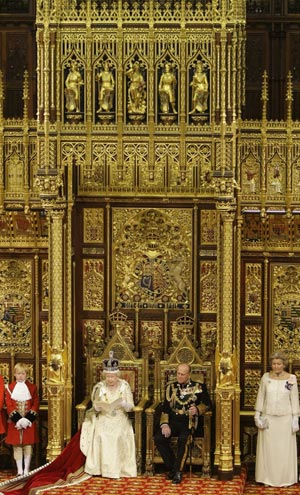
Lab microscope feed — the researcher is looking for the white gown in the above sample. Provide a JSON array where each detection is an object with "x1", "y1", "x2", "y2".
[
  {"x1": 80, "y1": 378, "x2": 137, "y2": 478},
  {"x1": 255, "y1": 372, "x2": 299, "y2": 487}
]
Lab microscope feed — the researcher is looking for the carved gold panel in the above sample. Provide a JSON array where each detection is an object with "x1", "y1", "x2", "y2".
[
  {"x1": 82, "y1": 319, "x2": 105, "y2": 357},
  {"x1": 200, "y1": 210, "x2": 217, "y2": 245},
  {"x1": 244, "y1": 325, "x2": 262, "y2": 363},
  {"x1": 245, "y1": 263, "x2": 262, "y2": 316},
  {"x1": 82, "y1": 259, "x2": 104, "y2": 311},
  {"x1": 199, "y1": 321, "x2": 217, "y2": 360},
  {"x1": 271, "y1": 264, "x2": 300, "y2": 359},
  {"x1": 267, "y1": 157, "x2": 286, "y2": 197},
  {"x1": 141, "y1": 320, "x2": 163, "y2": 346},
  {"x1": 241, "y1": 213, "x2": 263, "y2": 247},
  {"x1": 42, "y1": 259, "x2": 49, "y2": 311},
  {"x1": 244, "y1": 369, "x2": 261, "y2": 408},
  {"x1": 0, "y1": 363, "x2": 10, "y2": 384},
  {"x1": 0, "y1": 212, "x2": 48, "y2": 248},
  {"x1": 83, "y1": 208, "x2": 104, "y2": 244},
  {"x1": 0, "y1": 259, "x2": 33, "y2": 354},
  {"x1": 199, "y1": 261, "x2": 217, "y2": 313},
  {"x1": 42, "y1": 363, "x2": 48, "y2": 401},
  {"x1": 268, "y1": 215, "x2": 290, "y2": 246},
  {"x1": 241, "y1": 151, "x2": 261, "y2": 195},
  {"x1": 42, "y1": 320, "x2": 50, "y2": 358},
  {"x1": 112, "y1": 208, "x2": 192, "y2": 309},
  {"x1": 6, "y1": 151, "x2": 24, "y2": 192}
]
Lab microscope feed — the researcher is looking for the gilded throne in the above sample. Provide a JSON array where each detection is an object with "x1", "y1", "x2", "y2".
[{"x1": 76, "y1": 311, "x2": 149, "y2": 474}]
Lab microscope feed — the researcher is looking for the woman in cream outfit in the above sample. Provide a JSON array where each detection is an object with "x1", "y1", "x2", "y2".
[
  {"x1": 254, "y1": 351, "x2": 299, "y2": 487},
  {"x1": 80, "y1": 352, "x2": 137, "y2": 478}
]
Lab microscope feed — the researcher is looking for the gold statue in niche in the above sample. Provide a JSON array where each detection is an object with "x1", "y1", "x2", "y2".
[
  {"x1": 215, "y1": 347, "x2": 237, "y2": 388},
  {"x1": 189, "y1": 60, "x2": 209, "y2": 114},
  {"x1": 126, "y1": 61, "x2": 146, "y2": 114},
  {"x1": 65, "y1": 60, "x2": 84, "y2": 113},
  {"x1": 158, "y1": 62, "x2": 177, "y2": 114},
  {"x1": 96, "y1": 61, "x2": 115, "y2": 113},
  {"x1": 47, "y1": 343, "x2": 67, "y2": 383}
]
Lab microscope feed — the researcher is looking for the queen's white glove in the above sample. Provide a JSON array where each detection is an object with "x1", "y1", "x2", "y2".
[
  {"x1": 93, "y1": 401, "x2": 102, "y2": 412},
  {"x1": 292, "y1": 416, "x2": 299, "y2": 433},
  {"x1": 254, "y1": 411, "x2": 266, "y2": 429},
  {"x1": 120, "y1": 400, "x2": 131, "y2": 412}
]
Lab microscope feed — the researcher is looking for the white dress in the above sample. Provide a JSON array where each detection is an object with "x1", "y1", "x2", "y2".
[
  {"x1": 255, "y1": 372, "x2": 300, "y2": 487},
  {"x1": 80, "y1": 378, "x2": 137, "y2": 478}
]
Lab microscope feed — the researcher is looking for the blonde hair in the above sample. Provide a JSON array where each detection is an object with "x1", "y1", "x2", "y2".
[
  {"x1": 14, "y1": 362, "x2": 29, "y2": 375},
  {"x1": 270, "y1": 351, "x2": 288, "y2": 369}
]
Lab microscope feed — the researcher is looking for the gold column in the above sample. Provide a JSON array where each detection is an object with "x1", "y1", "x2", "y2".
[
  {"x1": 215, "y1": 201, "x2": 236, "y2": 479},
  {"x1": 46, "y1": 205, "x2": 66, "y2": 460}
]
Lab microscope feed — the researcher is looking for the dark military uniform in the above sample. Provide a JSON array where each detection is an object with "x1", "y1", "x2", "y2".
[{"x1": 154, "y1": 379, "x2": 211, "y2": 475}]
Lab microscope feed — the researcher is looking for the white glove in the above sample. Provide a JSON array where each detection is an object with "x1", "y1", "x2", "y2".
[
  {"x1": 15, "y1": 419, "x2": 23, "y2": 430},
  {"x1": 254, "y1": 412, "x2": 265, "y2": 429},
  {"x1": 292, "y1": 416, "x2": 299, "y2": 433},
  {"x1": 20, "y1": 417, "x2": 32, "y2": 429},
  {"x1": 93, "y1": 402, "x2": 102, "y2": 412},
  {"x1": 120, "y1": 400, "x2": 131, "y2": 412}
]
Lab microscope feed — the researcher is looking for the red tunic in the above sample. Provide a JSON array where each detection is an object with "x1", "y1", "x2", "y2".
[
  {"x1": 0, "y1": 375, "x2": 5, "y2": 434},
  {"x1": 5, "y1": 380, "x2": 39, "y2": 445}
]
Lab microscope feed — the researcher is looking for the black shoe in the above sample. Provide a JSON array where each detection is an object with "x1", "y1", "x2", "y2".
[
  {"x1": 172, "y1": 472, "x2": 182, "y2": 484},
  {"x1": 167, "y1": 471, "x2": 175, "y2": 480}
]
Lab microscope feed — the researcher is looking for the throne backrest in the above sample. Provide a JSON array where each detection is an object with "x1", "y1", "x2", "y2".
[
  {"x1": 90, "y1": 361, "x2": 142, "y2": 405},
  {"x1": 86, "y1": 331, "x2": 146, "y2": 405},
  {"x1": 157, "y1": 333, "x2": 214, "y2": 402}
]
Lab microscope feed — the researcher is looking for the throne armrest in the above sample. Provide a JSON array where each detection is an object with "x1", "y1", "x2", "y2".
[{"x1": 75, "y1": 396, "x2": 91, "y2": 430}]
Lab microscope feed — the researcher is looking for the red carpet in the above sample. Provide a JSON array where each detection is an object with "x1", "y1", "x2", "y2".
[
  {"x1": 0, "y1": 468, "x2": 247, "y2": 495},
  {"x1": 244, "y1": 481, "x2": 300, "y2": 494},
  {"x1": 1, "y1": 442, "x2": 298, "y2": 495}
]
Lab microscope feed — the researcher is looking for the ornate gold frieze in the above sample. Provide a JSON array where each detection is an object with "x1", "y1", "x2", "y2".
[
  {"x1": 82, "y1": 259, "x2": 104, "y2": 311},
  {"x1": 36, "y1": 0, "x2": 241, "y2": 26}
]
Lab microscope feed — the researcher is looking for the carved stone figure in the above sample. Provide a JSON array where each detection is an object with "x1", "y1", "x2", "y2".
[
  {"x1": 126, "y1": 61, "x2": 146, "y2": 114},
  {"x1": 65, "y1": 60, "x2": 84, "y2": 113},
  {"x1": 189, "y1": 61, "x2": 209, "y2": 114},
  {"x1": 158, "y1": 62, "x2": 177, "y2": 114},
  {"x1": 96, "y1": 61, "x2": 115, "y2": 112}
]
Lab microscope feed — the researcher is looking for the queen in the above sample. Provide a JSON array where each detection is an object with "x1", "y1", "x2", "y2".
[{"x1": 80, "y1": 351, "x2": 137, "y2": 478}]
